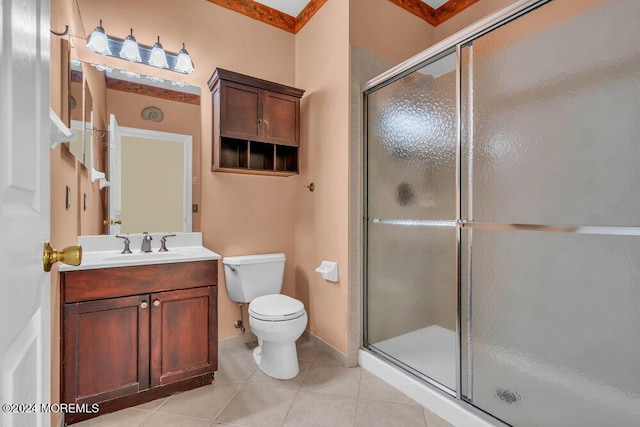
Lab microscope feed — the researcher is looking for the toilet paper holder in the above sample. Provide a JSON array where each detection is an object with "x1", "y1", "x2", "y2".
[{"x1": 315, "y1": 261, "x2": 338, "y2": 282}]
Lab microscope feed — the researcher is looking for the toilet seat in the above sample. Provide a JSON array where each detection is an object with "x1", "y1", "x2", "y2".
[{"x1": 249, "y1": 294, "x2": 305, "y2": 322}]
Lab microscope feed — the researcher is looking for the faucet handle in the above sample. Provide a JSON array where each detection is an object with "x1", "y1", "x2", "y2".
[
  {"x1": 159, "y1": 234, "x2": 176, "y2": 252},
  {"x1": 115, "y1": 235, "x2": 132, "y2": 254}
]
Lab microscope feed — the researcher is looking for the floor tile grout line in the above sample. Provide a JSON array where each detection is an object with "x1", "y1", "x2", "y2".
[
  {"x1": 352, "y1": 366, "x2": 364, "y2": 427},
  {"x1": 134, "y1": 407, "x2": 153, "y2": 427},
  {"x1": 281, "y1": 387, "x2": 301, "y2": 426},
  {"x1": 280, "y1": 354, "x2": 314, "y2": 426},
  {"x1": 422, "y1": 405, "x2": 430, "y2": 427},
  {"x1": 149, "y1": 395, "x2": 172, "y2": 414},
  {"x1": 211, "y1": 380, "x2": 245, "y2": 425},
  {"x1": 146, "y1": 405, "x2": 228, "y2": 424}
]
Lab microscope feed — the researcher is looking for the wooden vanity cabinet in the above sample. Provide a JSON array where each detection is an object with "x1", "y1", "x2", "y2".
[
  {"x1": 209, "y1": 68, "x2": 304, "y2": 176},
  {"x1": 150, "y1": 286, "x2": 216, "y2": 387},
  {"x1": 64, "y1": 295, "x2": 151, "y2": 406},
  {"x1": 61, "y1": 261, "x2": 217, "y2": 424}
]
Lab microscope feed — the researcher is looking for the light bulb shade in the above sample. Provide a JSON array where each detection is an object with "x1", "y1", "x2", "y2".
[
  {"x1": 119, "y1": 30, "x2": 141, "y2": 62},
  {"x1": 174, "y1": 44, "x2": 194, "y2": 74},
  {"x1": 120, "y1": 70, "x2": 140, "y2": 78},
  {"x1": 92, "y1": 64, "x2": 113, "y2": 72},
  {"x1": 149, "y1": 37, "x2": 169, "y2": 69},
  {"x1": 86, "y1": 21, "x2": 111, "y2": 55}
]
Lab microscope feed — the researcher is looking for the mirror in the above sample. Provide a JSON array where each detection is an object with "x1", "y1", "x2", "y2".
[
  {"x1": 68, "y1": 36, "x2": 201, "y2": 235},
  {"x1": 68, "y1": 62, "x2": 93, "y2": 165}
]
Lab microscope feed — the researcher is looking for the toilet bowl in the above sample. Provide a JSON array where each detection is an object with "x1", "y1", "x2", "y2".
[
  {"x1": 222, "y1": 253, "x2": 307, "y2": 380},
  {"x1": 249, "y1": 294, "x2": 307, "y2": 379}
]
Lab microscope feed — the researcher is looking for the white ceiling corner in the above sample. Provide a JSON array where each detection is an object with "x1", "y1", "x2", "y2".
[
  {"x1": 421, "y1": 0, "x2": 449, "y2": 9},
  {"x1": 256, "y1": 0, "x2": 310, "y2": 17}
]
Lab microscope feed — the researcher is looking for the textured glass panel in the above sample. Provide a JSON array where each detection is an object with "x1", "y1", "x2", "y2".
[
  {"x1": 367, "y1": 222, "x2": 457, "y2": 390},
  {"x1": 468, "y1": 0, "x2": 640, "y2": 226},
  {"x1": 367, "y1": 52, "x2": 457, "y2": 221},
  {"x1": 465, "y1": 229, "x2": 640, "y2": 426}
]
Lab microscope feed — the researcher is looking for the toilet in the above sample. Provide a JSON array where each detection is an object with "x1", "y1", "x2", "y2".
[{"x1": 223, "y1": 253, "x2": 307, "y2": 380}]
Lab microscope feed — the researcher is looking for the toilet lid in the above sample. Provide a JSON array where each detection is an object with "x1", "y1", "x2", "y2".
[{"x1": 249, "y1": 295, "x2": 305, "y2": 321}]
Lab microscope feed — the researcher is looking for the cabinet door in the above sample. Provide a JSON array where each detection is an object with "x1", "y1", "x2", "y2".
[
  {"x1": 263, "y1": 91, "x2": 300, "y2": 146},
  {"x1": 64, "y1": 295, "x2": 150, "y2": 405},
  {"x1": 220, "y1": 81, "x2": 263, "y2": 140},
  {"x1": 150, "y1": 286, "x2": 217, "y2": 387}
]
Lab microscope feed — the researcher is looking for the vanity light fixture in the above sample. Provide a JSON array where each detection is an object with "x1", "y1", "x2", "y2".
[
  {"x1": 174, "y1": 43, "x2": 195, "y2": 74},
  {"x1": 85, "y1": 20, "x2": 195, "y2": 75},
  {"x1": 148, "y1": 36, "x2": 169, "y2": 69},
  {"x1": 86, "y1": 20, "x2": 111, "y2": 55},
  {"x1": 119, "y1": 29, "x2": 142, "y2": 62}
]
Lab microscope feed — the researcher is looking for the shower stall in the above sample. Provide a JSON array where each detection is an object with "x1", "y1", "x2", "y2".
[{"x1": 362, "y1": 0, "x2": 640, "y2": 425}]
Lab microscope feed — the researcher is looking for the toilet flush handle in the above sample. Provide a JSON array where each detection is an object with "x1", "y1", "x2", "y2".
[{"x1": 227, "y1": 265, "x2": 238, "y2": 273}]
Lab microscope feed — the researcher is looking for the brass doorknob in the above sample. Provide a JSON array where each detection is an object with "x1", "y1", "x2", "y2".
[
  {"x1": 104, "y1": 219, "x2": 122, "y2": 226},
  {"x1": 43, "y1": 242, "x2": 82, "y2": 272}
]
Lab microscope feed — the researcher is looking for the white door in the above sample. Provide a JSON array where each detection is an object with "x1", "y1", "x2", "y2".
[
  {"x1": 108, "y1": 114, "x2": 122, "y2": 235},
  {"x1": 0, "y1": 0, "x2": 51, "y2": 426}
]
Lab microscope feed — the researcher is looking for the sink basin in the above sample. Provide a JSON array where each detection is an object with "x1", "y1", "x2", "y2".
[
  {"x1": 59, "y1": 233, "x2": 221, "y2": 272},
  {"x1": 101, "y1": 249, "x2": 200, "y2": 262}
]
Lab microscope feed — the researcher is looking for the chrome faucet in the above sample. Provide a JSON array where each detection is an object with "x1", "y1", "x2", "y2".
[
  {"x1": 115, "y1": 235, "x2": 132, "y2": 254},
  {"x1": 159, "y1": 234, "x2": 176, "y2": 252},
  {"x1": 140, "y1": 232, "x2": 153, "y2": 253}
]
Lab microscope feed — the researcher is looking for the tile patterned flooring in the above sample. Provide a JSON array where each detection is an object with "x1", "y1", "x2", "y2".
[{"x1": 75, "y1": 339, "x2": 453, "y2": 427}]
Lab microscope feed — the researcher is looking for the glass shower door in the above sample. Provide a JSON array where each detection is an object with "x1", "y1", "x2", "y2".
[
  {"x1": 365, "y1": 52, "x2": 458, "y2": 392},
  {"x1": 461, "y1": 0, "x2": 640, "y2": 425}
]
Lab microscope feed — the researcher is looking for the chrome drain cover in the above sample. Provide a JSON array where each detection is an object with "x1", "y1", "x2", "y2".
[{"x1": 496, "y1": 388, "x2": 521, "y2": 404}]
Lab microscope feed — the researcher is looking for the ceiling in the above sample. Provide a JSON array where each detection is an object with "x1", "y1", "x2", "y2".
[{"x1": 207, "y1": 0, "x2": 479, "y2": 33}]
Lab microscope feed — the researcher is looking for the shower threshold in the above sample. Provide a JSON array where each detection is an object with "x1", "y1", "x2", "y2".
[{"x1": 372, "y1": 325, "x2": 456, "y2": 390}]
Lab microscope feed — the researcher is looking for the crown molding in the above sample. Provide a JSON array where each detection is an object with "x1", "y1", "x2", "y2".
[
  {"x1": 207, "y1": 0, "x2": 327, "y2": 34},
  {"x1": 388, "y1": 0, "x2": 480, "y2": 26},
  {"x1": 105, "y1": 77, "x2": 201, "y2": 105}
]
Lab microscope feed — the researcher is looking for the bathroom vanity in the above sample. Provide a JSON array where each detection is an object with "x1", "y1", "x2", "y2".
[{"x1": 59, "y1": 233, "x2": 219, "y2": 424}]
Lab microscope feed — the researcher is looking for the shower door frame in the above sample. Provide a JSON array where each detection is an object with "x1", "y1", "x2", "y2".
[{"x1": 361, "y1": 0, "x2": 552, "y2": 424}]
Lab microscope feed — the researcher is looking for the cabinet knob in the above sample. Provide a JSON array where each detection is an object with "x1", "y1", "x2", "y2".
[
  {"x1": 153, "y1": 300, "x2": 160, "y2": 307},
  {"x1": 263, "y1": 119, "x2": 269, "y2": 126},
  {"x1": 258, "y1": 118, "x2": 263, "y2": 125},
  {"x1": 140, "y1": 301, "x2": 148, "y2": 309}
]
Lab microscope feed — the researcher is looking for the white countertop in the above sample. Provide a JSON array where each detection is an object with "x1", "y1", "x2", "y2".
[{"x1": 59, "y1": 232, "x2": 220, "y2": 272}]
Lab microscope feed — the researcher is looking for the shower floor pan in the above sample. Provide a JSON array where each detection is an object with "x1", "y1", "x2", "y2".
[{"x1": 373, "y1": 325, "x2": 456, "y2": 391}]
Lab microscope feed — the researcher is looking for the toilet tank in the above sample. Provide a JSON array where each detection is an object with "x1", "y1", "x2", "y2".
[{"x1": 223, "y1": 253, "x2": 286, "y2": 303}]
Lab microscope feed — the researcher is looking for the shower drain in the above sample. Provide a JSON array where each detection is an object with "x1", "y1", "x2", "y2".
[{"x1": 496, "y1": 388, "x2": 521, "y2": 404}]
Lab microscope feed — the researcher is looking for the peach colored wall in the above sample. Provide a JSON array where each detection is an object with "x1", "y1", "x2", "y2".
[
  {"x1": 107, "y1": 89, "x2": 201, "y2": 232},
  {"x1": 434, "y1": 0, "x2": 517, "y2": 43},
  {"x1": 295, "y1": 0, "x2": 350, "y2": 354},
  {"x1": 349, "y1": 0, "x2": 434, "y2": 64}
]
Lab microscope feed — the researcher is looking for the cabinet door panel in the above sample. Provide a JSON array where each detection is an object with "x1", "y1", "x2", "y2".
[
  {"x1": 64, "y1": 295, "x2": 150, "y2": 405},
  {"x1": 220, "y1": 82, "x2": 262, "y2": 140},
  {"x1": 150, "y1": 287, "x2": 217, "y2": 387},
  {"x1": 264, "y1": 91, "x2": 299, "y2": 146}
]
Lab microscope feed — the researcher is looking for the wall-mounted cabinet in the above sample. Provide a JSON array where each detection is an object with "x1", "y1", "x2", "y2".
[{"x1": 208, "y1": 69, "x2": 304, "y2": 176}]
